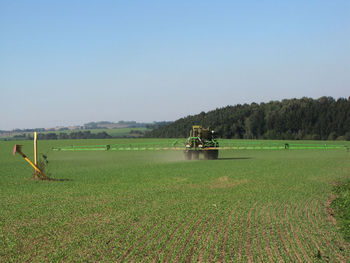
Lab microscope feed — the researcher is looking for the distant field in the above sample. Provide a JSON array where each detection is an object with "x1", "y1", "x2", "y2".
[
  {"x1": 0, "y1": 127, "x2": 151, "y2": 140},
  {"x1": 56, "y1": 127, "x2": 150, "y2": 137},
  {"x1": 1, "y1": 139, "x2": 350, "y2": 262}
]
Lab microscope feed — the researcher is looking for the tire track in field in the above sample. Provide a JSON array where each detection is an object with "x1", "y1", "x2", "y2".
[
  {"x1": 244, "y1": 202, "x2": 257, "y2": 263},
  {"x1": 295, "y1": 198, "x2": 327, "y2": 260},
  {"x1": 218, "y1": 204, "x2": 238, "y2": 262},
  {"x1": 292, "y1": 198, "x2": 319, "y2": 259},
  {"x1": 325, "y1": 194, "x2": 338, "y2": 226},
  {"x1": 253, "y1": 204, "x2": 264, "y2": 262},
  {"x1": 266, "y1": 202, "x2": 284, "y2": 262},
  {"x1": 306, "y1": 199, "x2": 347, "y2": 262},
  {"x1": 207, "y1": 207, "x2": 231, "y2": 263},
  {"x1": 271, "y1": 201, "x2": 292, "y2": 262},
  {"x1": 196, "y1": 206, "x2": 224, "y2": 262},
  {"x1": 215, "y1": 207, "x2": 234, "y2": 262},
  {"x1": 171, "y1": 216, "x2": 205, "y2": 262},
  {"x1": 287, "y1": 203, "x2": 313, "y2": 262},
  {"x1": 147, "y1": 212, "x2": 195, "y2": 262},
  {"x1": 226, "y1": 204, "x2": 243, "y2": 262},
  {"x1": 118, "y1": 215, "x2": 172, "y2": 262},
  {"x1": 163, "y1": 207, "x2": 209, "y2": 263},
  {"x1": 283, "y1": 202, "x2": 301, "y2": 262},
  {"x1": 302, "y1": 198, "x2": 330, "y2": 259},
  {"x1": 184, "y1": 208, "x2": 218, "y2": 263},
  {"x1": 234, "y1": 207, "x2": 248, "y2": 262},
  {"x1": 150, "y1": 211, "x2": 198, "y2": 263},
  {"x1": 179, "y1": 210, "x2": 214, "y2": 262},
  {"x1": 259, "y1": 204, "x2": 274, "y2": 262},
  {"x1": 279, "y1": 202, "x2": 303, "y2": 262},
  {"x1": 133, "y1": 211, "x2": 194, "y2": 262},
  {"x1": 107, "y1": 217, "x2": 160, "y2": 258}
]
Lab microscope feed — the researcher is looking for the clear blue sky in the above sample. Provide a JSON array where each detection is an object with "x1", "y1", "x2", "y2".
[{"x1": 1, "y1": 0, "x2": 349, "y2": 130}]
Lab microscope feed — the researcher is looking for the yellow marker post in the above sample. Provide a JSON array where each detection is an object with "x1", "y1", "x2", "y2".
[{"x1": 34, "y1": 132, "x2": 37, "y2": 166}]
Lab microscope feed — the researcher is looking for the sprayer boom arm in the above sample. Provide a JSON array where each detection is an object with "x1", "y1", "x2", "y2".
[{"x1": 13, "y1": 144, "x2": 43, "y2": 174}]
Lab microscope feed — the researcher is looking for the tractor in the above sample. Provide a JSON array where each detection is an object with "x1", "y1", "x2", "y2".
[{"x1": 184, "y1": 125, "x2": 219, "y2": 160}]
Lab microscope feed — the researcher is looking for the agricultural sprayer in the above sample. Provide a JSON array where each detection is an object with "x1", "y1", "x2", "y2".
[{"x1": 184, "y1": 125, "x2": 219, "y2": 160}]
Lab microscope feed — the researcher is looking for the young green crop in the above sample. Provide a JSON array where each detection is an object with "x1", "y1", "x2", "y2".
[
  {"x1": 1, "y1": 139, "x2": 350, "y2": 262},
  {"x1": 331, "y1": 180, "x2": 350, "y2": 242}
]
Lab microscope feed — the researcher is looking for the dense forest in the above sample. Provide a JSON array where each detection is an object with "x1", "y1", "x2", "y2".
[{"x1": 146, "y1": 97, "x2": 350, "y2": 140}]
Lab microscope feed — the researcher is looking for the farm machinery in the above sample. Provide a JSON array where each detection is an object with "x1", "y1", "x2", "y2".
[{"x1": 184, "y1": 125, "x2": 219, "y2": 160}]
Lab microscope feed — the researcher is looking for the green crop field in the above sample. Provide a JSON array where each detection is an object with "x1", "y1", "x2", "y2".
[{"x1": 1, "y1": 139, "x2": 350, "y2": 262}]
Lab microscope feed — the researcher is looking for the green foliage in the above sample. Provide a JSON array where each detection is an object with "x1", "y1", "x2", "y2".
[
  {"x1": 332, "y1": 180, "x2": 350, "y2": 241},
  {"x1": 32, "y1": 154, "x2": 52, "y2": 180},
  {"x1": 1, "y1": 139, "x2": 350, "y2": 261},
  {"x1": 147, "y1": 96, "x2": 350, "y2": 140}
]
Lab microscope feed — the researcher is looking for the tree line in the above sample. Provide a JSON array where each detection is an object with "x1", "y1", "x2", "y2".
[
  {"x1": 36, "y1": 131, "x2": 112, "y2": 140},
  {"x1": 146, "y1": 97, "x2": 350, "y2": 140}
]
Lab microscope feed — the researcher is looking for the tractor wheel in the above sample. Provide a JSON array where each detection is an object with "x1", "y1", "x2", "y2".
[
  {"x1": 184, "y1": 151, "x2": 192, "y2": 160},
  {"x1": 212, "y1": 150, "x2": 219, "y2": 159},
  {"x1": 208, "y1": 150, "x2": 219, "y2": 160},
  {"x1": 203, "y1": 151, "x2": 209, "y2": 160},
  {"x1": 192, "y1": 151, "x2": 199, "y2": 160}
]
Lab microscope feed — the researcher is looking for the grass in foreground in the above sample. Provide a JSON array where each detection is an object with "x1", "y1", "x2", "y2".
[
  {"x1": 0, "y1": 139, "x2": 350, "y2": 262},
  {"x1": 332, "y1": 180, "x2": 350, "y2": 241}
]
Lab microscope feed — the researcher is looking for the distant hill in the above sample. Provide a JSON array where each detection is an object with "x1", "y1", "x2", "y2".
[
  {"x1": 0, "y1": 121, "x2": 173, "y2": 140},
  {"x1": 146, "y1": 97, "x2": 350, "y2": 140},
  {"x1": 84, "y1": 121, "x2": 147, "y2": 129}
]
